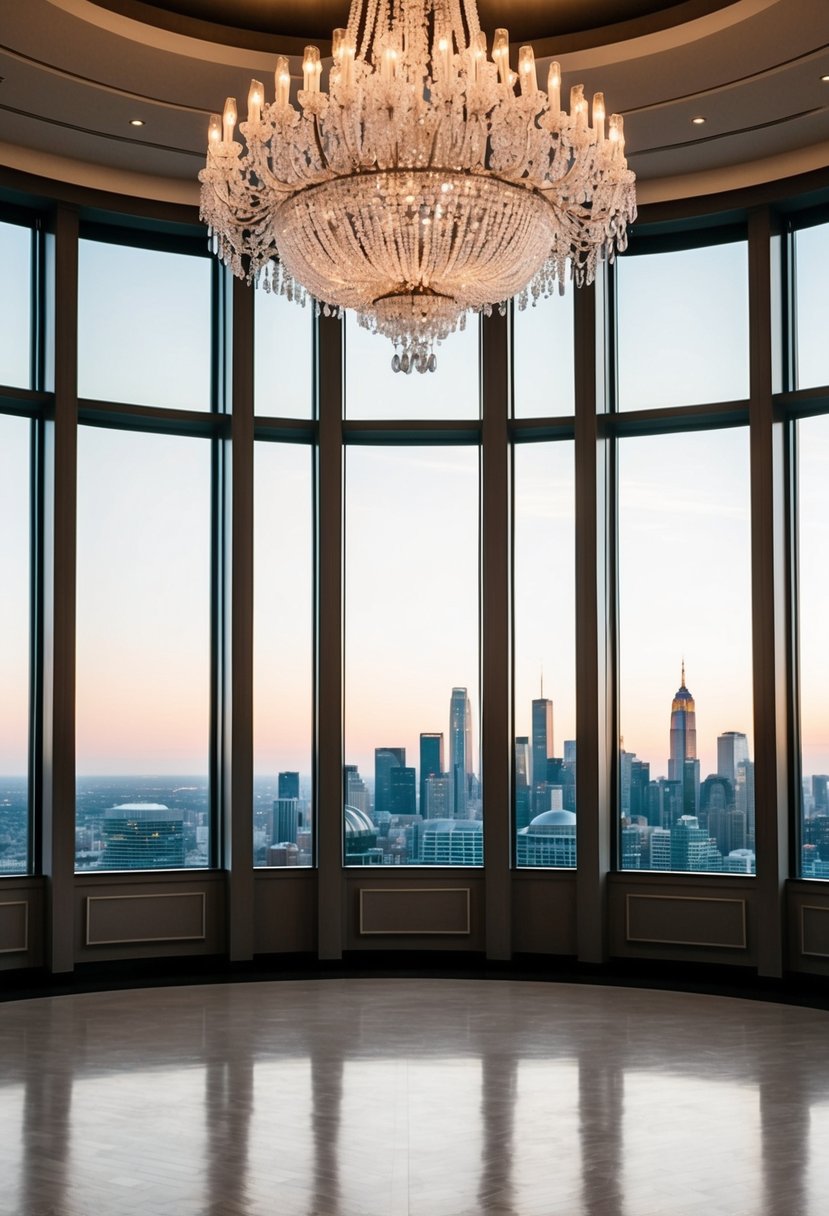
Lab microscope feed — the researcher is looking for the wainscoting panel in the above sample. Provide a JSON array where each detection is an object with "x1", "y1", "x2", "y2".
[
  {"x1": 801, "y1": 904, "x2": 829, "y2": 959},
  {"x1": 0, "y1": 900, "x2": 28, "y2": 954},
  {"x1": 359, "y1": 887, "x2": 471, "y2": 935},
  {"x1": 512, "y1": 873, "x2": 577, "y2": 956},
  {"x1": 86, "y1": 891, "x2": 206, "y2": 946},
  {"x1": 253, "y1": 871, "x2": 317, "y2": 955},
  {"x1": 626, "y1": 893, "x2": 747, "y2": 950}
]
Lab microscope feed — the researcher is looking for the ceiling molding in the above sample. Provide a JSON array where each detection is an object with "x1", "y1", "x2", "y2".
[
  {"x1": 45, "y1": 0, "x2": 284, "y2": 68},
  {"x1": 0, "y1": 41, "x2": 211, "y2": 112},
  {"x1": 46, "y1": 0, "x2": 784, "y2": 72},
  {"x1": 638, "y1": 138, "x2": 829, "y2": 201},
  {"x1": 0, "y1": 139, "x2": 198, "y2": 204},
  {"x1": 6, "y1": 131, "x2": 828, "y2": 211}
]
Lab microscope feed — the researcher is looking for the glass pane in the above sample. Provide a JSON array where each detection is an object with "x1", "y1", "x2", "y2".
[
  {"x1": 78, "y1": 240, "x2": 212, "y2": 410},
  {"x1": 344, "y1": 446, "x2": 480, "y2": 864},
  {"x1": 798, "y1": 415, "x2": 829, "y2": 878},
  {"x1": 0, "y1": 221, "x2": 31, "y2": 390},
  {"x1": 254, "y1": 442, "x2": 314, "y2": 866},
  {"x1": 254, "y1": 289, "x2": 314, "y2": 418},
  {"x1": 513, "y1": 293, "x2": 574, "y2": 418},
  {"x1": 76, "y1": 427, "x2": 211, "y2": 871},
  {"x1": 618, "y1": 428, "x2": 755, "y2": 873},
  {"x1": 345, "y1": 313, "x2": 479, "y2": 419},
  {"x1": 514, "y1": 442, "x2": 576, "y2": 867},
  {"x1": 616, "y1": 242, "x2": 749, "y2": 411},
  {"x1": 795, "y1": 224, "x2": 829, "y2": 390},
  {"x1": 0, "y1": 415, "x2": 30, "y2": 875}
]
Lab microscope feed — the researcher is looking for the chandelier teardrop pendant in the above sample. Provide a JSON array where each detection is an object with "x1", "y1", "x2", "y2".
[{"x1": 199, "y1": 0, "x2": 637, "y2": 371}]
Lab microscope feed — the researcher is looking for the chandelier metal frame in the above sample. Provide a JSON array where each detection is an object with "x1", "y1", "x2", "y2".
[{"x1": 199, "y1": 0, "x2": 636, "y2": 372}]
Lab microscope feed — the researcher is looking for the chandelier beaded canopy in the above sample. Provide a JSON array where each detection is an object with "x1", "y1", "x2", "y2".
[{"x1": 199, "y1": 0, "x2": 637, "y2": 372}]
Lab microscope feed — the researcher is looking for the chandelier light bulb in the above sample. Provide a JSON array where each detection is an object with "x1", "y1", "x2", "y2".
[
  {"x1": 332, "y1": 28, "x2": 347, "y2": 58},
  {"x1": 518, "y1": 46, "x2": 536, "y2": 93},
  {"x1": 199, "y1": 0, "x2": 636, "y2": 372},
  {"x1": 593, "y1": 92, "x2": 606, "y2": 141},
  {"x1": 247, "y1": 79, "x2": 263, "y2": 124},
  {"x1": 275, "y1": 58, "x2": 291, "y2": 107},
  {"x1": 221, "y1": 97, "x2": 237, "y2": 142},
  {"x1": 492, "y1": 29, "x2": 510, "y2": 83},
  {"x1": 547, "y1": 61, "x2": 561, "y2": 118},
  {"x1": 302, "y1": 46, "x2": 321, "y2": 92}
]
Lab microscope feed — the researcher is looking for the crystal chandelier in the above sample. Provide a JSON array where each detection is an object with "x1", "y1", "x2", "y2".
[{"x1": 199, "y1": 0, "x2": 636, "y2": 372}]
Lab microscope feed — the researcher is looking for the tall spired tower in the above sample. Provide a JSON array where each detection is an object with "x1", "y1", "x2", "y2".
[
  {"x1": 668, "y1": 661, "x2": 700, "y2": 817},
  {"x1": 668, "y1": 661, "x2": 697, "y2": 781},
  {"x1": 449, "y1": 688, "x2": 473, "y2": 819}
]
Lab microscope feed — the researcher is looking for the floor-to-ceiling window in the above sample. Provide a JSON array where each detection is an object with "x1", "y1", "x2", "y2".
[
  {"x1": 512, "y1": 292, "x2": 577, "y2": 868},
  {"x1": 793, "y1": 219, "x2": 829, "y2": 879},
  {"x1": 614, "y1": 237, "x2": 755, "y2": 874},
  {"x1": 75, "y1": 234, "x2": 216, "y2": 871},
  {"x1": 343, "y1": 317, "x2": 482, "y2": 865},
  {"x1": 253, "y1": 440, "x2": 314, "y2": 867},
  {"x1": 0, "y1": 217, "x2": 35, "y2": 876}
]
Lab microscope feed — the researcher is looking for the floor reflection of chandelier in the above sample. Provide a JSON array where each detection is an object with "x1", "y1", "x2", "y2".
[{"x1": 199, "y1": 0, "x2": 636, "y2": 372}]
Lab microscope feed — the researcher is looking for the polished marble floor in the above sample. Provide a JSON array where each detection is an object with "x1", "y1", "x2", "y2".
[{"x1": 1, "y1": 977, "x2": 828, "y2": 1215}]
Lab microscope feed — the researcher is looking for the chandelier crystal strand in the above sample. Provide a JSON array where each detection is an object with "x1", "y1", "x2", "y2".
[{"x1": 199, "y1": 0, "x2": 636, "y2": 372}]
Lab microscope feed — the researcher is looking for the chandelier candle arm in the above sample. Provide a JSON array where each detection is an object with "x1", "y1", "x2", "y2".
[{"x1": 199, "y1": 0, "x2": 636, "y2": 372}]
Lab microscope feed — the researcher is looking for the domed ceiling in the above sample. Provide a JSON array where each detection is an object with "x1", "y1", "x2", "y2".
[
  {"x1": 86, "y1": 0, "x2": 738, "y2": 48},
  {"x1": 0, "y1": 0, "x2": 827, "y2": 205}
]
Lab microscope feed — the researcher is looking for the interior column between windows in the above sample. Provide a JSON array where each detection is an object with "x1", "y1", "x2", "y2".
[
  {"x1": 224, "y1": 276, "x2": 255, "y2": 959},
  {"x1": 316, "y1": 311, "x2": 344, "y2": 959},
  {"x1": 42, "y1": 204, "x2": 78, "y2": 973},
  {"x1": 574, "y1": 279, "x2": 612, "y2": 964},
  {"x1": 748, "y1": 206, "x2": 790, "y2": 977},
  {"x1": 481, "y1": 308, "x2": 511, "y2": 960}
]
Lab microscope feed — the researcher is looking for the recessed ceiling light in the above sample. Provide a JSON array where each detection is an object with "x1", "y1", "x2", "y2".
[
  {"x1": 129, "y1": 118, "x2": 145, "y2": 127},
  {"x1": 822, "y1": 74, "x2": 829, "y2": 83},
  {"x1": 692, "y1": 116, "x2": 706, "y2": 125}
]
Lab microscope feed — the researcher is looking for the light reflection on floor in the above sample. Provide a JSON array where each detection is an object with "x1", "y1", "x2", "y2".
[{"x1": 0, "y1": 978, "x2": 827, "y2": 1215}]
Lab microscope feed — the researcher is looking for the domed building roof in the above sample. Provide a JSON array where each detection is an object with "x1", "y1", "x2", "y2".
[
  {"x1": 343, "y1": 805, "x2": 376, "y2": 834},
  {"x1": 527, "y1": 809, "x2": 577, "y2": 828}
]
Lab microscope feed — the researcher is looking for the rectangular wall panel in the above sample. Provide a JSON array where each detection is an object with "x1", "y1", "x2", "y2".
[
  {"x1": 359, "y1": 887, "x2": 471, "y2": 935},
  {"x1": 0, "y1": 901, "x2": 28, "y2": 953},
  {"x1": 626, "y1": 893, "x2": 747, "y2": 949},
  {"x1": 86, "y1": 892, "x2": 206, "y2": 946},
  {"x1": 801, "y1": 905, "x2": 829, "y2": 958}
]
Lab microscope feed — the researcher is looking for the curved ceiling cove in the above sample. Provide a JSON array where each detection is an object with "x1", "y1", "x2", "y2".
[
  {"x1": 1, "y1": 0, "x2": 828, "y2": 207},
  {"x1": 86, "y1": 0, "x2": 743, "y2": 51}
]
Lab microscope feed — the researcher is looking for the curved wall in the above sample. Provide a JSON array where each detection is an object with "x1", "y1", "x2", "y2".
[{"x1": 0, "y1": 164, "x2": 828, "y2": 982}]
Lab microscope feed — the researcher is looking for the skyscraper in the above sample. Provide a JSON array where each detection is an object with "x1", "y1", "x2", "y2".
[
  {"x1": 668, "y1": 662, "x2": 697, "y2": 780},
  {"x1": 273, "y1": 797, "x2": 299, "y2": 845},
  {"x1": 670, "y1": 815, "x2": 722, "y2": 872},
  {"x1": 668, "y1": 662, "x2": 700, "y2": 818},
  {"x1": 102, "y1": 803, "x2": 185, "y2": 870},
  {"x1": 424, "y1": 773, "x2": 453, "y2": 818},
  {"x1": 531, "y1": 691, "x2": 554, "y2": 788},
  {"x1": 375, "y1": 747, "x2": 406, "y2": 816},
  {"x1": 344, "y1": 764, "x2": 370, "y2": 816},
  {"x1": 717, "y1": 732, "x2": 749, "y2": 784},
  {"x1": 449, "y1": 687, "x2": 472, "y2": 819},
  {"x1": 419, "y1": 733, "x2": 444, "y2": 814},
  {"x1": 390, "y1": 766, "x2": 417, "y2": 816},
  {"x1": 514, "y1": 736, "x2": 531, "y2": 831},
  {"x1": 277, "y1": 771, "x2": 300, "y2": 800},
  {"x1": 514, "y1": 737, "x2": 530, "y2": 788}
]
